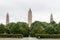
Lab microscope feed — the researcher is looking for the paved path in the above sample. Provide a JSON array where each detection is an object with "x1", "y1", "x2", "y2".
[
  {"x1": 0, "y1": 38, "x2": 60, "y2": 40},
  {"x1": 21, "y1": 37, "x2": 60, "y2": 40},
  {"x1": 0, "y1": 38, "x2": 20, "y2": 40},
  {"x1": 21, "y1": 37, "x2": 39, "y2": 40}
]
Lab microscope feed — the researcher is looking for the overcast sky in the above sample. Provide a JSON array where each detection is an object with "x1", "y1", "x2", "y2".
[{"x1": 0, "y1": 0, "x2": 60, "y2": 24}]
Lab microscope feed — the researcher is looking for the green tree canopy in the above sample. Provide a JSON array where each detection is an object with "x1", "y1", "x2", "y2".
[{"x1": 0, "y1": 24, "x2": 5, "y2": 34}]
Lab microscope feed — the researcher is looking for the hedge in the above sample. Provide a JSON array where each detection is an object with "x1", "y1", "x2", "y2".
[
  {"x1": 0, "y1": 34, "x2": 23, "y2": 38},
  {"x1": 1, "y1": 34, "x2": 60, "y2": 38},
  {"x1": 30, "y1": 34, "x2": 60, "y2": 38},
  {"x1": 35, "y1": 34, "x2": 60, "y2": 38}
]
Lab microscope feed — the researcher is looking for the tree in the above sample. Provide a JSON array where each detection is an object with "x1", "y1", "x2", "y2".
[
  {"x1": 0, "y1": 24, "x2": 5, "y2": 34},
  {"x1": 30, "y1": 21, "x2": 45, "y2": 36},
  {"x1": 55, "y1": 22, "x2": 60, "y2": 34},
  {"x1": 44, "y1": 24, "x2": 55, "y2": 34},
  {"x1": 6, "y1": 22, "x2": 16, "y2": 34},
  {"x1": 17, "y1": 22, "x2": 29, "y2": 37},
  {"x1": 41, "y1": 22, "x2": 49, "y2": 28},
  {"x1": 6, "y1": 22, "x2": 29, "y2": 37}
]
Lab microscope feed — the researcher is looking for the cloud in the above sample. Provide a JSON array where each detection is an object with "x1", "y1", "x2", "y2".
[{"x1": 0, "y1": 0, "x2": 60, "y2": 24}]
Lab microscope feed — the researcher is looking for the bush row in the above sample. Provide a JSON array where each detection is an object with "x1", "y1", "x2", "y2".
[
  {"x1": 0, "y1": 34, "x2": 23, "y2": 38},
  {"x1": 31, "y1": 34, "x2": 60, "y2": 38}
]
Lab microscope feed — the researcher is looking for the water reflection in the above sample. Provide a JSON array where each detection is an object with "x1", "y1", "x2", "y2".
[
  {"x1": 21, "y1": 37, "x2": 60, "y2": 40},
  {"x1": 0, "y1": 38, "x2": 60, "y2": 40}
]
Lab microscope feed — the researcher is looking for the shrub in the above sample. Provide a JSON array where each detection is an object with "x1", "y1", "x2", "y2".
[
  {"x1": 35, "y1": 34, "x2": 60, "y2": 38},
  {"x1": 0, "y1": 34, "x2": 23, "y2": 38}
]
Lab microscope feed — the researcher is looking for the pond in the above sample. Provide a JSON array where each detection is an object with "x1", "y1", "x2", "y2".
[
  {"x1": 0, "y1": 37, "x2": 60, "y2": 40},
  {"x1": 21, "y1": 37, "x2": 60, "y2": 40}
]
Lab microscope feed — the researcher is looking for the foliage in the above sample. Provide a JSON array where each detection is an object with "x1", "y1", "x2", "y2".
[
  {"x1": 0, "y1": 21, "x2": 60, "y2": 38},
  {"x1": 0, "y1": 24, "x2": 6, "y2": 34},
  {"x1": 30, "y1": 21, "x2": 58, "y2": 37},
  {"x1": 44, "y1": 24, "x2": 56, "y2": 34},
  {"x1": 0, "y1": 34, "x2": 23, "y2": 38},
  {"x1": 4, "y1": 22, "x2": 29, "y2": 37},
  {"x1": 55, "y1": 22, "x2": 60, "y2": 34},
  {"x1": 35, "y1": 34, "x2": 60, "y2": 38}
]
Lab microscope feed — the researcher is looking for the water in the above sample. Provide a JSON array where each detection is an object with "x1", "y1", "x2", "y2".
[
  {"x1": 0, "y1": 38, "x2": 20, "y2": 40},
  {"x1": 0, "y1": 37, "x2": 60, "y2": 40},
  {"x1": 21, "y1": 37, "x2": 38, "y2": 40},
  {"x1": 21, "y1": 37, "x2": 60, "y2": 40}
]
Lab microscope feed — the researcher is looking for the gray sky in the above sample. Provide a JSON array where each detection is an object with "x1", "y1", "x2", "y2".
[{"x1": 0, "y1": 0, "x2": 60, "y2": 24}]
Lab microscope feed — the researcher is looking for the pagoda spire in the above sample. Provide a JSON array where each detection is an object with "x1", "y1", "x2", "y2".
[
  {"x1": 28, "y1": 8, "x2": 32, "y2": 27},
  {"x1": 50, "y1": 13, "x2": 53, "y2": 23},
  {"x1": 6, "y1": 12, "x2": 9, "y2": 24}
]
